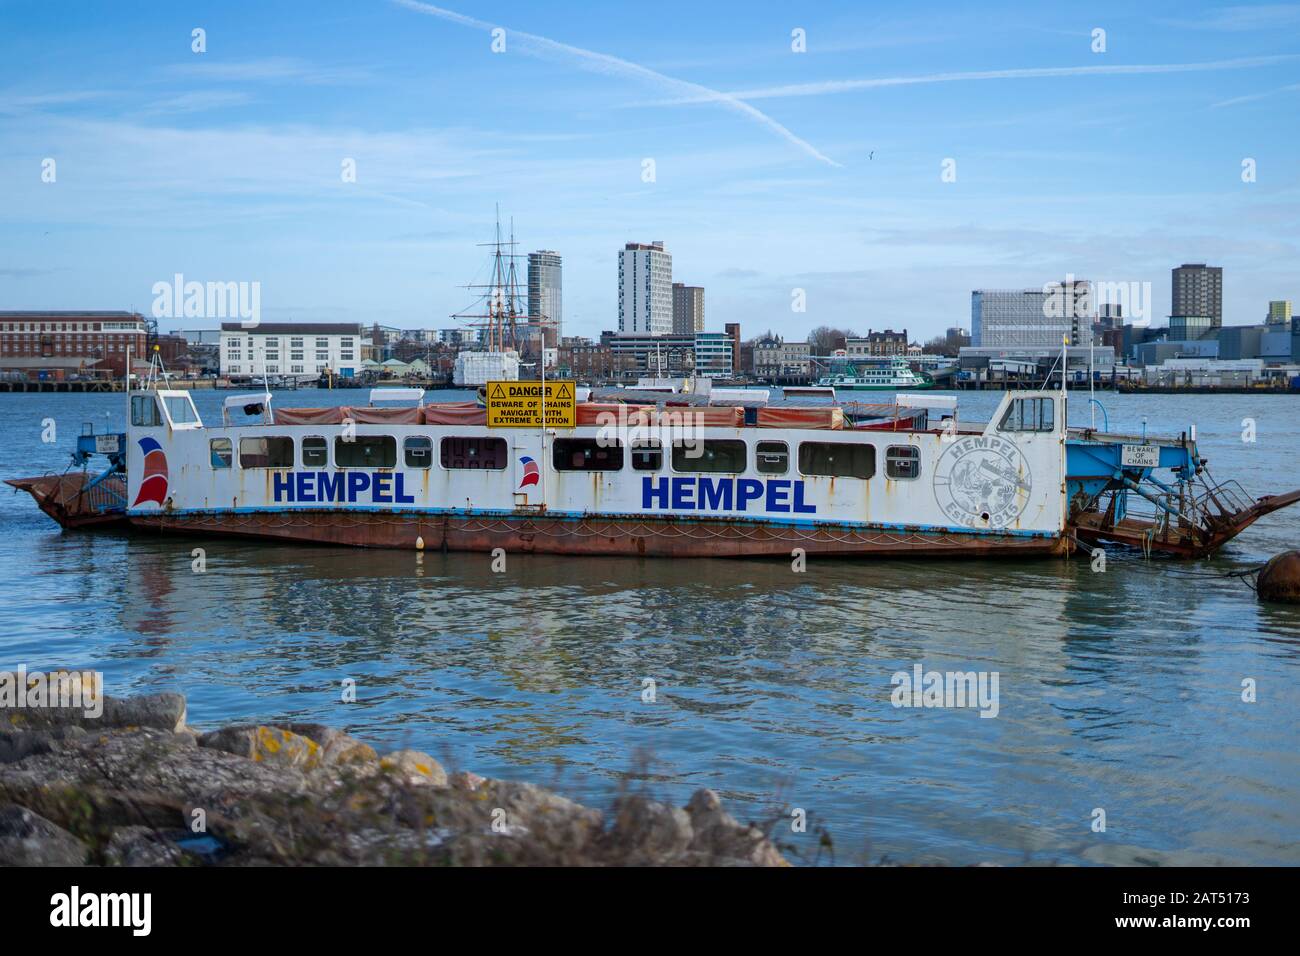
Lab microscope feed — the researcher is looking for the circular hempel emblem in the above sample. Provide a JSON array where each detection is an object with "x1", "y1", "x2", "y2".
[{"x1": 932, "y1": 437, "x2": 1032, "y2": 529}]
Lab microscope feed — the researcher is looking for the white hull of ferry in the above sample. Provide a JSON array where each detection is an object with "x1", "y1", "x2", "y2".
[{"x1": 113, "y1": 389, "x2": 1070, "y2": 558}]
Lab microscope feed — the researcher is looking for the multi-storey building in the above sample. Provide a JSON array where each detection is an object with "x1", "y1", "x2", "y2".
[
  {"x1": 693, "y1": 331, "x2": 735, "y2": 378},
  {"x1": 1171, "y1": 263, "x2": 1223, "y2": 334},
  {"x1": 752, "y1": 336, "x2": 812, "y2": 381},
  {"x1": 527, "y1": 250, "x2": 563, "y2": 345},
  {"x1": 219, "y1": 322, "x2": 363, "y2": 380},
  {"x1": 846, "y1": 329, "x2": 909, "y2": 357},
  {"x1": 971, "y1": 280, "x2": 1094, "y2": 349},
  {"x1": 618, "y1": 241, "x2": 673, "y2": 335},
  {"x1": 1266, "y1": 300, "x2": 1292, "y2": 325},
  {"x1": 0, "y1": 310, "x2": 149, "y2": 379},
  {"x1": 671, "y1": 283, "x2": 704, "y2": 334}
]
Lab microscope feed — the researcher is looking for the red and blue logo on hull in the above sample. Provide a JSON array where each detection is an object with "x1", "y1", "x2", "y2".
[
  {"x1": 133, "y1": 436, "x2": 169, "y2": 506},
  {"x1": 518, "y1": 456, "x2": 540, "y2": 488}
]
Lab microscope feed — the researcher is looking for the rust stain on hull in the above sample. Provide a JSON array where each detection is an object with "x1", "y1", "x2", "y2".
[
  {"x1": 6, "y1": 473, "x2": 130, "y2": 530},
  {"x1": 128, "y1": 510, "x2": 1066, "y2": 559}
]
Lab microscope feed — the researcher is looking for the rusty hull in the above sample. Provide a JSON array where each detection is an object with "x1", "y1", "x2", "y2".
[
  {"x1": 128, "y1": 509, "x2": 1067, "y2": 559},
  {"x1": 1073, "y1": 488, "x2": 1300, "y2": 558},
  {"x1": 6, "y1": 473, "x2": 130, "y2": 531}
]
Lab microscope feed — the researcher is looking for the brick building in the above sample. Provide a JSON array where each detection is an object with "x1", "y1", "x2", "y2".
[{"x1": 0, "y1": 310, "x2": 149, "y2": 379}]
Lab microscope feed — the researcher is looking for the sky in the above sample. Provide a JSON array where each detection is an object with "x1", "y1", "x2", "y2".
[{"x1": 1, "y1": 0, "x2": 1298, "y2": 343}]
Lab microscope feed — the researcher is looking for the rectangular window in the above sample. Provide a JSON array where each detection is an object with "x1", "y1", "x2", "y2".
[
  {"x1": 799, "y1": 442, "x2": 875, "y2": 479},
  {"x1": 239, "y1": 436, "x2": 294, "y2": 468},
  {"x1": 163, "y1": 395, "x2": 198, "y2": 425},
  {"x1": 210, "y1": 438, "x2": 232, "y2": 468},
  {"x1": 631, "y1": 440, "x2": 662, "y2": 471},
  {"x1": 672, "y1": 439, "x2": 746, "y2": 473},
  {"x1": 130, "y1": 395, "x2": 163, "y2": 427},
  {"x1": 885, "y1": 445, "x2": 920, "y2": 480},
  {"x1": 553, "y1": 438, "x2": 623, "y2": 471},
  {"x1": 302, "y1": 436, "x2": 328, "y2": 467},
  {"x1": 440, "y1": 436, "x2": 507, "y2": 469},
  {"x1": 334, "y1": 435, "x2": 396, "y2": 468},
  {"x1": 998, "y1": 396, "x2": 1055, "y2": 433},
  {"x1": 316, "y1": 351, "x2": 329, "y2": 361},
  {"x1": 755, "y1": 441, "x2": 788, "y2": 474},
  {"x1": 316, "y1": 338, "x2": 329, "y2": 348},
  {"x1": 405, "y1": 436, "x2": 432, "y2": 468}
]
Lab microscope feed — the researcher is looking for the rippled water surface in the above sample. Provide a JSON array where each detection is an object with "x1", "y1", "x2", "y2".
[{"x1": 1, "y1": 388, "x2": 1297, "y2": 865}]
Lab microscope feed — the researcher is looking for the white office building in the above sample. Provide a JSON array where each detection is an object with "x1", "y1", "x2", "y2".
[
  {"x1": 618, "y1": 241, "x2": 673, "y2": 335},
  {"x1": 220, "y1": 322, "x2": 363, "y2": 380},
  {"x1": 971, "y1": 280, "x2": 1094, "y2": 350}
]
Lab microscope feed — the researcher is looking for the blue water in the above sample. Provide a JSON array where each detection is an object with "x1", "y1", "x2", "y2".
[{"x1": 1, "y1": 388, "x2": 1297, "y2": 865}]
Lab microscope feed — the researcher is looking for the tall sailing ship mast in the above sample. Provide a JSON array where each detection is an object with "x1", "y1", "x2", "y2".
[{"x1": 451, "y1": 207, "x2": 556, "y2": 361}]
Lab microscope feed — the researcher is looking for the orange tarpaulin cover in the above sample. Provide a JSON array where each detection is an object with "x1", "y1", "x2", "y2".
[
  {"x1": 273, "y1": 407, "x2": 347, "y2": 425},
  {"x1": 574, "y1": 403, "x2": 655, "y2": 426},
  {"x1": 653, "y1": 405, "x2": 744, "y2": 427},
  {"x1": 756, "y1": 407, "x2": 844, "y2": 429},
  {"x1": 343, "y1": 406, "x2": 421, "y2": 424},
  {"x1": 421, "y1": 402, "x2": 487, "y2": 426}
]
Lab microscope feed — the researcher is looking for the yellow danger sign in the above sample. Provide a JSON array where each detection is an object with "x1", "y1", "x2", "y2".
[{"x1": 486, "y1": 380, "x2": 576, "y2": 428}]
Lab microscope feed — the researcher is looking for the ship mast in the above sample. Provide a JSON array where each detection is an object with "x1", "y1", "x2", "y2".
[{"x1": 451, "y1": 206, "x2": 555, "y2": 361}]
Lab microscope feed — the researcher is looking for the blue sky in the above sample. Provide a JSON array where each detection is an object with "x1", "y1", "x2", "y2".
[{"x1": 1, "y1": 0, "x2": 1297, "y2": 341}]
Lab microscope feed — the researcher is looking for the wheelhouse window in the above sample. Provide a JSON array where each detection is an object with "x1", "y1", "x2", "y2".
[
  {"x1": 440, "y1": 436, "x2": 507, "y2": 470},
  {"x1": 405, "y1": 436, "x2": 432, "y2": 469},
  {"x1": 554, "y1": 438, "x2": 623, "y2": 471},
  {"x1": 302, "y1": 436, "x2": 328, "y2": 467},
  {"x1": 671, "y1": 439, "x2": 746, "y2": 473},
  {"x1": 631, "y1": 440, "x2": 662, "y2": 471},
  {"x1": 334, "y1": 435, "x2": 396, "y2": 468},
  {"x1": 130, "y1": 395, "x2": 163, "y2": 427},
  {"x1": 755, "y1": 441, "x2": 789, "y2": 475},
  {"x1": 239, "y1": 436, "x2": 294, "y2": 469},
  {"x1": 163, "y1": 396, "x2": 199, "y2": 425},
  {"x1": 210, "y1": 438, "x2": 232, "y2": 469},
  {"x1": 799, "y1": 441, "x2": 875, "y2": 479},
  {"x1": 998, "y1": 396, "x2": 1055, "y2": 433},
  {"x1": 885, "y1": 445, "x2": 920, "y2": 480}
]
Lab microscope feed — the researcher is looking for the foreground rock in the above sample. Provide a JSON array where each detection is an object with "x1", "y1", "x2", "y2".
[{"x1": 0, "y1": 683, "x2": 788, "y2": 866}]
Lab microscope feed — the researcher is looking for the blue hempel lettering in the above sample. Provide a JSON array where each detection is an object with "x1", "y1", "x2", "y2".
[
  {"x1": 641, "y1": 476, "x2": 816, "y2": 514},
  {"x1": 271, "y1": 472, "x2": 416, "y2": 505}
]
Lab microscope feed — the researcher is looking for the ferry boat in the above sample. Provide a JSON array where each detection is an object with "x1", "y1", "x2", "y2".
[
  {"x1": 9, "y1": 377, "x2": 1298, "y2": 559},
  {"x1": 816, "y1": 357, "x2": 933, "y2": 391}
]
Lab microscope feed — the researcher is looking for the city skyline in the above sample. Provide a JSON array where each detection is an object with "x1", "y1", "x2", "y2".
[{"x1": 2, "y1": 1, "x2": 1298, "y2": 341}]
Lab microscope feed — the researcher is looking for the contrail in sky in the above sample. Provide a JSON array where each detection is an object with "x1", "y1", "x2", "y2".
[
  {"x1": 640, "y1": 55, "x2": 1300, "y2": 104},
  {"x1": 392, "y1": 0, "x2": 841, "y2": 167}
]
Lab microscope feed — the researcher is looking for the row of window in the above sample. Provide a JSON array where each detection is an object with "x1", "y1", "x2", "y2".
[
  {"x1": 209, "y1": 434, "x2": 922, "y2": 480},
  {"x1": 228, "y1": 338, "x2": 353, "y2": 349}
]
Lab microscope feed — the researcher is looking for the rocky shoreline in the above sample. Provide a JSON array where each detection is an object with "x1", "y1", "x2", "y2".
[{"x1": 0, "y1": 679, "x2": 788, "y2": 866}]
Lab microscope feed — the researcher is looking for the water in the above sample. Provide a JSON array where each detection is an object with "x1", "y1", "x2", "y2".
[{"x1": 1, "y1": 387, "x2": 1297, "y2": 865}]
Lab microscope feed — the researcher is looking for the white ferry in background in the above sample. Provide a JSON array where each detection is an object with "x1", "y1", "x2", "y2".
[
  {"x1": 816, "y1": 356, "x2": 934, "y2": 391},
  {"x1": 9, "y1": 380, "x2": 1298, "y2": 560}
]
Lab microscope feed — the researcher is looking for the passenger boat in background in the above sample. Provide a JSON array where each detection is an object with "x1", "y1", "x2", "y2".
[
  {"x1": 8, "y1": 378, "x2": 1298, "y2": 560},
  {"x1": 816, "y1": 357, "x2": 934, "y2": 391}
]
